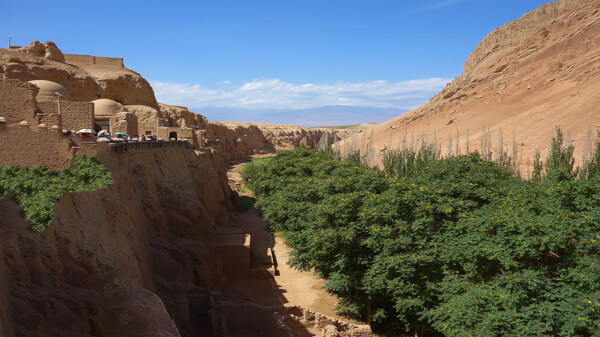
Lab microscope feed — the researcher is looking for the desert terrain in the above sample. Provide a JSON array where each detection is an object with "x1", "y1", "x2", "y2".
[
  {"x1": 0, "y1": 0, "x2": 600, "y2": 336},
  {"x1": 343, "y1": 0, "x2": 600, "y2": 174},
  {"x1": 0, "y1": 40, "x2": 369, "y2": 337}
]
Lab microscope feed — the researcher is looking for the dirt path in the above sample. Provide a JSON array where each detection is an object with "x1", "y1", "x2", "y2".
[
  {"x1": 229, "y1": 209, "x2": 345, "y2": 320},
  {"x1": 225, "y1": 156, "x2": 356, "y2": 323},
  {"x1": 272, "y1": 235, "x2": 344, "y2": 318}
]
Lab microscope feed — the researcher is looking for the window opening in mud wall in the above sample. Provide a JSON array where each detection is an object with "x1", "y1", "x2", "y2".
[
  {"x1": 94, "y1": 119, "x2": 110, "y2": 133},
  {"x1": 145, "y1": 130, "x2": 152, "y2": 136},
  {"x1": 169, "y1": 131, "x2": 178, "y2": 140}
]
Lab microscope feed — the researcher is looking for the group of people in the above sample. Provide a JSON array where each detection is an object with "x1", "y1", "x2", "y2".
[
  {"x1": 62, "y1": 130, "x2": 96, "y2": 138},
  {"x1": 125, "y1": 135, "x2": 160, "y2": 141},
  {"x1": 62, "y1": 129, "x2": 167, "y2": 142}
]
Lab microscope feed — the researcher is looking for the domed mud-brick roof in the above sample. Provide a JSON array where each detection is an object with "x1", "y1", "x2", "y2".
[
  {"x1": 92, "y1": 98, "x2": 128, "y2": 117},
  {"x1": 28, "y1": 80, "x2": 71, "y2": 101}
]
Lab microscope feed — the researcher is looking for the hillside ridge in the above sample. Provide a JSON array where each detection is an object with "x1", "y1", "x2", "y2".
[{"x1": 351, "y1": 0, "x2": 600, "y2": 173}]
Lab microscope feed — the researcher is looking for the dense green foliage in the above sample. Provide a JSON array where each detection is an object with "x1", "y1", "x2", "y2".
[
  {"x1": 243, "y1": 131, "x2": 600, "y2": 336},
  {"x1": 0, "y1": 156, "x2": 113, "y2": 231},
  {"x1": 382, "y1": 140, "x2": 441, "y2": 178}
]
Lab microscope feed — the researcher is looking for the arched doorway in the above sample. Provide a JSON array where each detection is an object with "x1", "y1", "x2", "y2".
[
  {"x1": 169, "y1": 131, "x2": 178, "y2": 140},
  {"x1": 94, "y1": 119, "x2": 110, "y2": 133}
]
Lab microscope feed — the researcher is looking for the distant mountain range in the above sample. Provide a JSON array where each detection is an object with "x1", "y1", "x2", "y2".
[{"x1": 192, "y1": 105, "x2": 408, "y2": 127}]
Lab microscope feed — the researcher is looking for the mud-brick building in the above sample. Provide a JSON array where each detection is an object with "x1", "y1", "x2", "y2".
[
  {"x1": 30, "y1": 80, "x2": 95, "y2": 132},
  {"x1": 91, "y1": 98, "x2": 139, "y2": 136},
  {"x1": 0, "y1": 78, "x2": 97, "y2": 170}
]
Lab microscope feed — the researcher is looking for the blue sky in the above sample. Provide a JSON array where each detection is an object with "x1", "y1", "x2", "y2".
[{"x1": 2, "y1": 0, "x2": 552, "y2": 124}]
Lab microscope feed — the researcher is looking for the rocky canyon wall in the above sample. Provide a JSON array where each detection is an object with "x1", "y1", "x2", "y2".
[
  {"x1": 206, "y1": 121, "x2": 359, "y2": 162},
  {"x1": 0, "y1": 40, "x2": 368, "y2": 337},
  {"x1": 0, "y1": 147, "x2": 234, "y2": 337}
]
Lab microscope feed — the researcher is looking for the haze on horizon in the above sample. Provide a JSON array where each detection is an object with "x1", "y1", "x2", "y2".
[{"x1": 2, "y1": 0, "x2": 551, "y2": 126}]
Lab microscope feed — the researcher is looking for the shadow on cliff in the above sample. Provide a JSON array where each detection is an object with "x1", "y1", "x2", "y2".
[{"x1": 0, "y1": 147, "x2": 244, "y2": 337}]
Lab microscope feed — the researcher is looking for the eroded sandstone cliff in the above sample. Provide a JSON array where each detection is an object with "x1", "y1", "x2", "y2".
[
  {"x1": 348, "y1": 0, "x2": 600, "y2": 172},
  {"x1": 0, "y1": 147, "x2": 232, "y2": 337},
  {"x1": 0, "y1": 42, "x2": 158, "y2": 109},
  {"x1": 206, "y1": 121, "x2": 359, "y2": 162}
]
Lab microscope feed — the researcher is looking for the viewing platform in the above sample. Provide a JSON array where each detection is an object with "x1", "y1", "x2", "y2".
[{"x1": 108, "y1": 139, "x2": 192, "y2": 154}]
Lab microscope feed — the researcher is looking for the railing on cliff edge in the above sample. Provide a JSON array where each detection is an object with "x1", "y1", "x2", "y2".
[{"x1": 109, "y1": 140, "x2": 191, "y2": 154}]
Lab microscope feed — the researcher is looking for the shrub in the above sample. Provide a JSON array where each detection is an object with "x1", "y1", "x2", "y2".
[
  {"x1": 0, "y1": 155, "x2": 113, "y2": 231},
  {"x1": 544, "y1": 127, "x2": 578, "y2": 181},
  {"x1": 244, "y1": 129, "x2": 600, "y2": 336}
]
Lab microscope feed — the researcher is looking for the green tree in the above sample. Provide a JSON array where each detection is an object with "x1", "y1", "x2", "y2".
[{"x1": 244, "y1": 138, "x2": 600, "y2": 336}]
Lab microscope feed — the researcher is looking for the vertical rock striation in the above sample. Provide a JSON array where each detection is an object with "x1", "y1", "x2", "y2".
[{"x1": 0, "y1": 147, "x2": 234, "y2": 336}]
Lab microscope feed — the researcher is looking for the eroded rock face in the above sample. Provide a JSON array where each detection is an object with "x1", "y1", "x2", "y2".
[
  {"x1": 17, "y1": 40, "x2": 46, "y2": 57},
  {"x1": 0, "y1": 39, "x2": 366, "y2": 337},
  {"x1": 205, "y1": 122, "x2": 273, "y2": 161},
  {"x1": 160, "y1": 103, "x2": 208, "y2": 130},
  {"x1": 125, "y1": 104, "x2": 160, "y2": 127},
  {"x1": 0, "y1": 148, "x2": 233, "y2": 337},
  {"x1": 1, "y1": 42, "x2": 159, "y2": 109},
  {"x1": 205, "y1": 121, "x2": 358, "y2": 162},
  {"x1": 15, "y1": 40, "x2": 66, "y2": 63},
  {"x1": 43, "y1": 41, "x2": 65, "y2": 63},
  {"x1": 255, "y1": 124, "x2": 356, "y2": 149},
  {"x1": 89, "y1": 69, "x2": 158, "y2": 108},
  {"x1": 344, "y1": 0, "x2": 600, "y2": 172}
]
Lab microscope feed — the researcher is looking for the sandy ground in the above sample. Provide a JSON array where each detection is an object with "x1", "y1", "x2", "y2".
[
  {"x1": 225, "y1": 157, "x2": 357, "y2": 324},
  {"x1": 228, "y1": 209, "x2": 344, "y2": 320},
  {"x1": 272, "y1": 235, "x2": 344, "y2": 319}
]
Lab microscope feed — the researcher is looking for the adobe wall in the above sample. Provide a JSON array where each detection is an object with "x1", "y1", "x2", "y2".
[
  {"x1": 63, "y1": 54, "x2": 124, "y2": 67},
  {"x1": 38, "y1": 101, "x2": 94, "y2": 131},
  {"x1": 0, "y1": 79, "x2": 38, "y2": 126},
  {"x1": 110, "y1": 112, "x2": 138, "y2": 136},
  {"x1": 157, "y1": 126, "x2": 196, "y2": 143},
  {"x1": 37, "y1": 113, "x2": 61, "y2": 129},
  {"x1": 138, "y1": 123, "x2": 159, "y2": 137},
  {"x1": 71, "y1": 137, "x2": 98, "y2": 156},
  {"x1": 0, "y1": 127, "x2": 74, "y2": 170},
  {"x1": 62, "y1": 102, "x2": 94, "y2": 131}
]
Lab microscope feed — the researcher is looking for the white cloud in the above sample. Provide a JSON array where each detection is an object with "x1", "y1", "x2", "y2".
[
  {"x1": 151, "y1": 78, "x2": 450, "y2": 111},
  {"x1": 410, "y1": 0, "x2": 469, "y2": 13}
]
